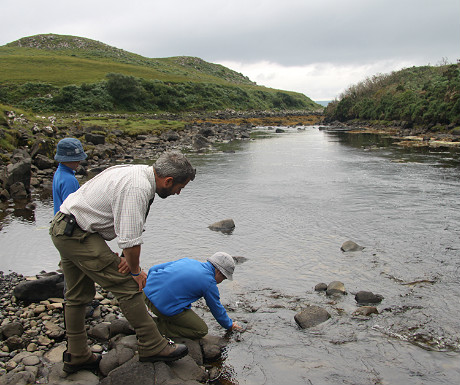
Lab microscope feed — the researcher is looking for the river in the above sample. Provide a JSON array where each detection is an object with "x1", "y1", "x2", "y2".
[{"x1": 1, "y1": 125, "x2": 460, "y2": 384}]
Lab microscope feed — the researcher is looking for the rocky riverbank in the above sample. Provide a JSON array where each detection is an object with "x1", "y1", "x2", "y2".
[
  {"x1": 322, "y1": 120, "x2": 460, "y2": 148},
  {"x1": 0, "y1": 109, "x2": 323, "y2": 202},
  {"x1": 0, "y1": 271, "x2": 233, "y2": 385}
]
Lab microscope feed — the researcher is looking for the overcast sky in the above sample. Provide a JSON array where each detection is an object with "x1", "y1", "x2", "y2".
[{"x1": 1, "y1": 0, "x2": 459, "y2": 100}]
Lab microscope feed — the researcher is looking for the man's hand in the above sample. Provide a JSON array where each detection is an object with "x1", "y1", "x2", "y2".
[
  {"x1": 132, "y1": 270, "x2": 148, "y2": 291},
  {"x1": 231, "y1": 321, "x2": 244, "y2": 332},
  {"x1": 118, "y1": 255, "x2": 130, "y2": 274}
]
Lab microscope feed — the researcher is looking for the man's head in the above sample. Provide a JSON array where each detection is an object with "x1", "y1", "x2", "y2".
[
  {"x1": 55, "y1": 138, "x2": 87, "y2": 169},
  {"x1": 207, "y1": 252, "x2": 235, "y2": 282},
  {"x1": 153, "y1": 151, "x2": 196, "y2": 199}
]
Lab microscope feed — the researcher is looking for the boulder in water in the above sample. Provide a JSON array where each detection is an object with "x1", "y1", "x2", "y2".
[
  {"x1": 294, "y1": 305, "x2": 331, "y2": 329},
  {"x1": 341, "y1": 240, "x2": 364, "y2": 252}
]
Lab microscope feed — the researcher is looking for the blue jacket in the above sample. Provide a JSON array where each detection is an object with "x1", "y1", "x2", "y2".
[
  {"x1": 52, "y1": 163, "x2": 80, "y2": 215},
  {"x1": 143, "y1": 258, "x2": 233, "y2": 329}
]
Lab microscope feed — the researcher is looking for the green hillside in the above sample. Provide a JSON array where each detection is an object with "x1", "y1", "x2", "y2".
[
  {"x1": 0, "y1": 34, "x2": 320, "y2": 112},
  {"x1": 325, "y1": 64, "x2": 460, "y2": 129}
]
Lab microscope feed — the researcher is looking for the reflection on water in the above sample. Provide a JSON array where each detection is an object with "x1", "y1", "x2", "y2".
[{"x1": 1, "y1": 126, "x2": 460, "y2": 384}]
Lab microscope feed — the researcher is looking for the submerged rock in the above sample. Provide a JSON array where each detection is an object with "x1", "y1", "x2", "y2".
[
  {"x1": 208, "y1": 218, "x2": 235, "y2": 233},
  {"x1": 355, "y1": 291, "x2": 384, "y2": 304},
  {"x1": 326, "y1": 281, "x2": 346, "y2": 296},
  {"x1": 314, "y1": 282, "x2": 328, "y2": 292},
  {"x1": 341, "y1": 240, "x2": 364, "y2": 252},
  {"x1": 353, "y1": 306, "x2": 379, "y2": 317},
  {"x1": 294, "y1": 305, "x2": 331, "y2": 329}
]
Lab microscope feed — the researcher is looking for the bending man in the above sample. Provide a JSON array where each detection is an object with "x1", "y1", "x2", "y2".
[
  {"x1": 50, "y1": 150, "x2": 196, "y2": 373},
  {"x1": 143, "y1": 252, "x2": 242, "y2": 339}
]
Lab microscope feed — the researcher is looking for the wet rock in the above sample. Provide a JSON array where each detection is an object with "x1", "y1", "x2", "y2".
[
  {"x1": 22, "y1": 355, "x2": 41, "y2": 366},
  {"x1": 192, "y1": 134, "x2": 210, "y2": 150},
  {"x1": 85, "y1": 133, "x2": 106, "y2": 145},
  {"x1": 0, "y1": 370, "x2": 36, "y2": 385},
  {"x1": 208, "y1": 218, "x2": 235, "y2": 233},
  {"x1": 43, "y1": 321, "x2": 65, "y2": 340},
  {"x1": 33, "y1": 154, "x2": 55, "y2": 170},
  {"x1": 4, "y1": 335, "x2": 24, "y2": 351},
  {"x1": 232, "y1": 256, "x2": 248, "y2": 264},
  {"x1": 326, "y1": 281, "x2": 346, "y2": 296},
  {"x1": 109, "y1": 334, "x2": 138, "y2": 352},
  {"x1": 173, "y1": 337, "x2": 203, "y2": 366},
  {"x1": 340, "y1": 240, "x2": 364, "y2": 252},
  {"x1": 169, "y1": 355, "x2": 208, "y2": 383},
  {"x1": 109, "y1": 318, "x2": 135, "y2": 337},
  {"x1": 99, "y1": 357, "x2": 156, "y2": 385},
  {"x1": 294, "y1": 305, "x2": 331, "y2": 329},
  {"x1": 13, "y1": 274, "x2": 64, "y2": 302},
  {"x1": 5, "y1": 157, "x2": 31, "y2": 193},
  {"x1": 99, "y1": 345, "x2": 135, "y2": 377},
  {"x1": 1, "y1": 322, "x2": 24, "y2": 339},
  {"x1": 161, "y1": 130, "x2": 180, "y2": 142},
  {"x1": 88, "y1": 322, "x2": 111, "y2": 341},
  {"x1": 200, "y1": 335, "x2": 227, "y2": 362},
  {"x1": 9, "y1": 182, "x2": 28, "y2": 199},
  {"x1": 353, "y1": 306, "x2": 379, "y2": 316},
  {"x1": 314, "y1": 282, "x2": 328, "y2": 292},
  {"x1": 44, "y1": 344, "x2": 66, "y2": 363},
  {"x1": 355, "y1": 291, "x2": 384, "y2": 304},
  {"x1": 47, "y1": 362, "x2": 100, "y2": 385}
]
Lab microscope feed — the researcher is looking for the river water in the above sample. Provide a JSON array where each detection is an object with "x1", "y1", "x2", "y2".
[{"x1": 1, "y1": 126, "x2": 460, "y2": 384}]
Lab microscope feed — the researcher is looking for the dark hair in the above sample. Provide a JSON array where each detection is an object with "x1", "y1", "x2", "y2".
[{"x1": 153, "y1": 151, "x2": 196, "y2": 184}]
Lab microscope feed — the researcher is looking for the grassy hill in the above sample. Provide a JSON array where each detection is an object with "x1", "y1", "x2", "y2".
[
  {"x1": 0, "y1": 34, "x2": 320, "y2": 112},
  {"x1": 324, "y1": 64, "x2": 460, "y2": 130}
]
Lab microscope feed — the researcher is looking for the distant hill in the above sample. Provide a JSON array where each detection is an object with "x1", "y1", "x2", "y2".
[
  {"x1": 0, "y1": 34, "x2": 321, "y2": 113},
  {"x1": 324, "y1": 64, "x2": 460, "y2": 129}
]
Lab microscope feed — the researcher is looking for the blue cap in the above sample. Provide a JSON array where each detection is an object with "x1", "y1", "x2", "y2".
[{"x1": 55, "y1": 138, "x2": 87, "y2": 162}]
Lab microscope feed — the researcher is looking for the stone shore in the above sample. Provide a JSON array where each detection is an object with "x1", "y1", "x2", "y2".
[{"x1": 0, "y1": 271, "x2": 230, "y2": 385}]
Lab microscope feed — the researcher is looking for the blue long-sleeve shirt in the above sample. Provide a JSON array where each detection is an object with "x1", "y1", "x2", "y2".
[
  {"x1": 143, "y1": 258, "x2": 233, "y2": 329},
  {"x1": 52, "y1": 163, "x2": 80, "y2": 215}
]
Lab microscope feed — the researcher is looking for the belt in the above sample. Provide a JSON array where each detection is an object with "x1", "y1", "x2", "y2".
[{"x1": 58, "y1": 211, "x2": 75, "y2": 223}]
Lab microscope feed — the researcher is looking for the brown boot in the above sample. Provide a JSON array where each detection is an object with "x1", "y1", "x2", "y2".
[
  {"x1": 139, "y1": 340, "x2": 188, "y2": 363},
  {"x1": 63, "y1": 352, "x2": 102, "y2": 374}
]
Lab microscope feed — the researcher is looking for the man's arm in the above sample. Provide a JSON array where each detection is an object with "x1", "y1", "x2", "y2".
[
  {"x1": 122, "y1": 245, "x2": 147, "y2": 291},
  {"x1": 203, "y1": 285, "x2": 233, "y2": 330}
]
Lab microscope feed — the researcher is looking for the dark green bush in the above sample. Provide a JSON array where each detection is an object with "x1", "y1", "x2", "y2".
[{"x1": 326, "y1": 64, "x2": 460, "y2": 126}]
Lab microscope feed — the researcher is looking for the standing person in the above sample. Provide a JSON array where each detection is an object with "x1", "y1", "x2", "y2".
[
  {"x1": 143, "y1": 252, "x2": 243, "y2": 340},
  {"x1": 50, "y1": 150, "x2": 196, "y2": 374},
  {"x1": 52, "y1": 138, "x2": 87, "y2": 215}
]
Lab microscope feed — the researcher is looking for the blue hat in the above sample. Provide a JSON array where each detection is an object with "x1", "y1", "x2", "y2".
[{"x1": 55, "y1": 138, "x2": 87, "y2": 162}]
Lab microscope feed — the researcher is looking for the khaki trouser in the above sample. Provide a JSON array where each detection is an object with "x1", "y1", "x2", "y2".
[
  {"x1": 50, "y1": 212, "x2": 167, "y2": 363},
  {"x1": 144, "y1": 295, "x2": 208, "y2": 340}
]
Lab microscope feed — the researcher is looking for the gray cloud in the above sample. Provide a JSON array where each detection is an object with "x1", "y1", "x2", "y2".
[{"x1": 1, "y1": 0, "x2": 459, "y2": 100}]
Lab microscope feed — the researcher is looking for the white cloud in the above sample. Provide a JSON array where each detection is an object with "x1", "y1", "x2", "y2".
[{"x1": 216, "y1": 60, "x2": 419, "y2": 101}]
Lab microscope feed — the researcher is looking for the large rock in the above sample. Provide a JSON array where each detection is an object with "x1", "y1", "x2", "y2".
[
  {"x1": 6, "y1": 158, "x2": 32, "y2": 193},
  {"x1": 9, "y1": 182, "x2": 28, "y2": 199},
  {"x1": 200, "y1": 334, "x2": 227, "y2": 362},
  {"x1": 208, "y1": 219, "x2": 235, "y2": 233},
  {"x1": 294, "y1": 305, "x2": 331, "y2": 329},
  {"x1": 99, "y1": 357, "x2": 156, "y2": 385},
  {"x1": 85, "y1": 132, "x2": 105, "y2": 145},
  {"x1": 99, "y1": 345, "x2": 135, "y2": 377},
  {"x1": 355, "y1": 291, "x2": 384, "y2": 304},
  {"x1": 33, "y1": 154, "x2": 55, "y2": 170},
  {"x1": 326, "y1": 281, "x2": 346, "y2": 296},
  {"x1": 13, "y1": 274, "x2": 64, "y2": 302},
  {"x1": 341, "y1": 240, "x2": 364, "y2": 252},
  {"x1": 1, "y1": 322, "x2": 24, "y2": 339}
]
